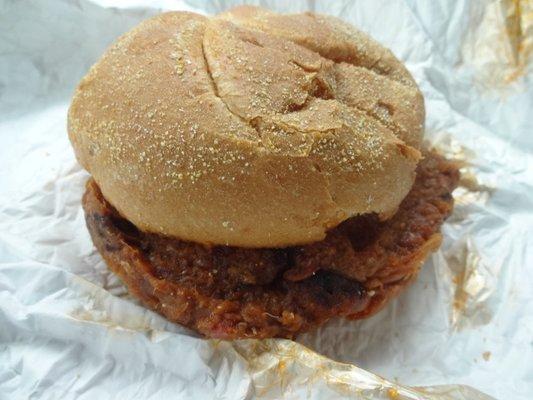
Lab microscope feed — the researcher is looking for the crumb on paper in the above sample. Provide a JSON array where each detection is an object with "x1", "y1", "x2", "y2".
[{"x1": 483, "y1": 351, "x2": 492, "y2": 361}]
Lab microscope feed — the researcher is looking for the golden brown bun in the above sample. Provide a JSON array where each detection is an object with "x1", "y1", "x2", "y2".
[{"x1": 68, "y1": 7, "x2": 424, "y2": 248}]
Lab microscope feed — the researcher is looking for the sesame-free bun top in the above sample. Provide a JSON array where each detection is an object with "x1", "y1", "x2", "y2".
[{"x1": 68, "y1": 6, "x2": 424, "y2": 248}]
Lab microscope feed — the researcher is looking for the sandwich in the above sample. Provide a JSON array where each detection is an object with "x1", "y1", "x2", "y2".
[{"x1": 68, "y1": 6, "x2": 459, "y2": 339}]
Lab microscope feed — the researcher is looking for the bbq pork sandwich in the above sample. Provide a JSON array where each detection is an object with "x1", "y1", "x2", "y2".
[{"x1": 68, "y1": 6, "x2": 459, "y2": 339}]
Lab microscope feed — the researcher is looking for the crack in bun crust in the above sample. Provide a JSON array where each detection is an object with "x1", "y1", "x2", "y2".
[{"x1": 69, "y1": 7, "x2": 425, "y2": 247}]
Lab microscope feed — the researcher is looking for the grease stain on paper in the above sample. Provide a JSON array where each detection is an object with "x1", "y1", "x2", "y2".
[
  {"x1": 224, "y1": 339, "x2": 413, "y2": 399},
  {"x1": 447, "y1": 238, "x2": 496, "y2": 330},
  {"x1": 430, "y1": 135, "x2": 496, "y2": 330},
  {"x1": 68, "y1": 292, "x2": 161, "y2": 337},
  {"x1": 462, "y1": 0, "x2": 533, "y2": 90},
  {"x1": 388, "y1": 388, "x2": 400, "y2": 399}
]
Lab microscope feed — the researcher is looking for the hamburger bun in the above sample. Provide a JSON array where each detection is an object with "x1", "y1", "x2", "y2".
[{"x1": 68, "y1": 7, "x2": 424, "y2": 248}]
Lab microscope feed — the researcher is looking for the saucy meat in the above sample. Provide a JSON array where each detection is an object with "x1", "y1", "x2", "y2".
[{"x1": 83, "y1": 151, "x2": 459, "y2": 339}]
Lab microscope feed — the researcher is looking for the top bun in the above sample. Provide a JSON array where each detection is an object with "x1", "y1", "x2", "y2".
[{"x1": 68, "y1": 6, "x2": 424, "y2": 248}]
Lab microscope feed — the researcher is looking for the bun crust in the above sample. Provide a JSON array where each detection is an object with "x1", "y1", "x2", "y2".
[{"x1": 68, "y1": 7, "x2": 424, "y2": 247}]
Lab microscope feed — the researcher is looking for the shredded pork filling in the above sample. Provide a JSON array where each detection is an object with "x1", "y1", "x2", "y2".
[{"x1": 83, "y1": 150, "x2": 459, "y2": 339}]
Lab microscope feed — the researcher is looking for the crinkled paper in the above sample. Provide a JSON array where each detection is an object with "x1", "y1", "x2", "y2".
[{"x1": 0, "y1": 1, "x2": 532, "y2": 399}]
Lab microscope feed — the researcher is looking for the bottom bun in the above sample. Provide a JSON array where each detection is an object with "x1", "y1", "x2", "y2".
[{"x1": 83, "y1": 150, "x2": 459, "y2": 339}]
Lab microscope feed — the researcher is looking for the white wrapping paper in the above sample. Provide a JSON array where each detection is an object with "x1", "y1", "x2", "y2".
[{"x1": 1, "y1": 1, "x2": 532, "y2": 399}]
